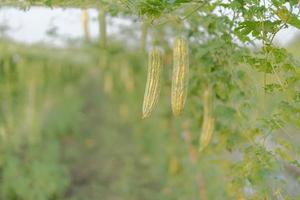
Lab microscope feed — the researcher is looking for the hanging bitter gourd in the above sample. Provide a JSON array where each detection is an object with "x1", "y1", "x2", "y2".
[
  {"x1": 171, "y1": 37, "x2": 189, "y2": 116},
  {"x1": 199, "y1": 86, "x2": 215, "y2": 152},
  {"x1": 142, "y1": 47, "x2": 162, "y2": 119}
]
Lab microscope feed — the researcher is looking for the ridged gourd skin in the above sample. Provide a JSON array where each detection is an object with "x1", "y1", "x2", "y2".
[
  {"x1": 171, "y1": 37, "x2": 189, "y2": 116},
  {"x1": 199, "y1": 86, "x2": 214, "y2": 152},
  {"x1": 142, "y1": 48, "x2": 162, "y2": 119}
]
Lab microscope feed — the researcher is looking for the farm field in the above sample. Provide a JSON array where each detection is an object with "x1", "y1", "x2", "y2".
[{"x1": 1, "y1": 1, "x2": 300, "y2": 200}]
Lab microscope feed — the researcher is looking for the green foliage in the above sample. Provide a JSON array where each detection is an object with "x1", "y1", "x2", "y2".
[
  {"x1": 120, "y1": 0, "x2": 300, "y2": 199},
  {"x1": 0, "y1": 41, "x2": 88, "y2": 199},
  {"x1": 2, "y1": 141, "x2": 69, "y2": 200},
  {"x1": 0, "y1": 0, "x2": 300, "y2": 199}
]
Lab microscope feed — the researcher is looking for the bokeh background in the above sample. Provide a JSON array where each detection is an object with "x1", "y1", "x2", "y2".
[{"x1": 0, "y1": 3, "x2": 300, "y2": 200}]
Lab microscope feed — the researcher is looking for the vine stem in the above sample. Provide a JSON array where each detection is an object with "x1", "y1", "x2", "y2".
[
  {"x1": 152, "y1": 0, "x2": 209, "y2": 27},
  {"x1": 82, "y1": 9, "x2": 90, "y2": 42},
  {"x1": 99, "y1": 7, "x2": 107, "y2": 48},
  {"x1": 140, "y1": 22, "x2": 149, "y2": 52}
]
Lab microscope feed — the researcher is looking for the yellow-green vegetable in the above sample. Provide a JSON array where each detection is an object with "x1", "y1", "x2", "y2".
[
  {"x1": 171, "y1": 37, "x2": 189, "y2": 116},
  {"x1": 199, "y1": 86, "x2": 214, "y2": 152},
  {"x1": 142, "y1": 47, "x2": 162, "y2": 119}
]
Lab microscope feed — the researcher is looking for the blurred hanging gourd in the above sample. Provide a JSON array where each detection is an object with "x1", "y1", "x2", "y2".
[
  {"x1": 199, "y1": 86, "x2": 215, "y2": 152},
  {"x1": 25, "y1": 65, "x2": 39, "y2": 144},
  {"x1": 103, "y1": 72, "x2": 113, "y2": 95},
  {"x1": 168, "y1": 155, "x2": 181, "y2": 175},
  {"x1": 120, "y1": 63, "x2": 135, "y2": 93}
]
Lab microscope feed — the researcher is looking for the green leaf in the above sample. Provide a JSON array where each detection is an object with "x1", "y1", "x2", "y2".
[{"x1": 277, "y1": 7, "x2": 300, "y2": 29}]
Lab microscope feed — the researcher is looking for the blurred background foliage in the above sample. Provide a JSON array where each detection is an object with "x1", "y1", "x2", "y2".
[{"x1": 0, "y1": 0, "x2": 300, "y2": 200}]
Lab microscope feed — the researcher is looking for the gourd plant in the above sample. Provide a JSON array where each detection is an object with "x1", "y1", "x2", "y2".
[
  {"x1": 0, "y1": 41, "x2": 89, "y2": 199},
  {"x1": 1, "y1": 0, "x2": 300, "y2": 199},
  {"x1": 131, "y1": 0, "x2": 300, "y2": 199}
]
